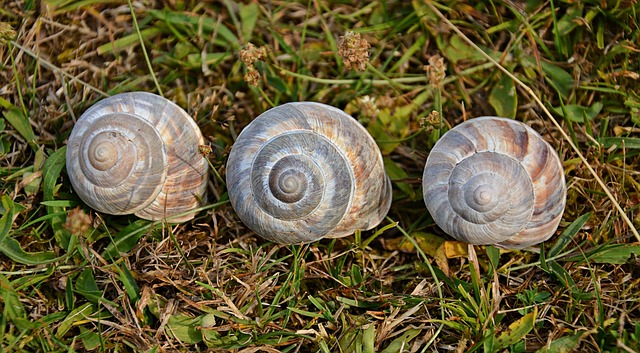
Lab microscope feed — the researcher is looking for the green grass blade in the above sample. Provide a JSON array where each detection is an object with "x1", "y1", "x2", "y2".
[
  {"x1": 56, "y1": 303, "x2": 95, "y2": 338},
  {"x1": 167, "y1": 314, "x2": 203, "y2": 344},
  {"x1": 548, "y1": 212, "x2": 591, "y2": 258},
  {"x1": 0, "y1": 274, "x2": 27, "y2": 322},
  {"x1": 118, "y1": 264, "x2": 141, "y2": 303},
  {"x1": 101, "y1": 220, "x2": 152, "y2": 261},
  {"x1": 42, "y1": 146, "x2": 72, "y2": 250},
  {"x1": 535, "y1": 332, "x2": 583, "y2": 353},
  {"x1": 489, "y1": 75, "x2": 517, "y2": 118},
  {"x1": 495, "y1": 308, "x2": 537, "y2": 349},
  {"x1": 96, "y1": 27, "x2": 161, "y2": 55},
  {"x1": 0, "y1": 195, "x2": 16, "y2": 245},
  {"x1": 44, "y1": 0, "x2": 122, "y2": 13},
  {"x1": 379, "y1": 328, "x2": 421, "y2": 353},
  {"x1": 74, "y1": 268, "x2": 103, "y2": 304},
  {"x1": 126, "y1": 0, "x2": 162, "y2": 96},
  {"x1": 0, "y1": 98, "x2": 36, "y2": 149},
  {"x1": 598, "y1": 137, "x2": 640, "y2": 150},
  {"x1": 239, "y1": 2, "x2": 259, "y2": 42},
  {"x1": 147, "y1": 9, "x2": 239, "y2": 48},
  {"x1": 0, "y1": 195, "x2": 57, "y2": 265},
  {"x1": 563, "y1": 244, "x2": 640, "y2": 265},
  {"x1": 0, "y1": 237, "x2": 57, "y2": 265}
]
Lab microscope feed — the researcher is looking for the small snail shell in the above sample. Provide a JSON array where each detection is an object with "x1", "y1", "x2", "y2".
[
  {"x1": 66, "y1": 92, "x2": 208, "y2": 222},
  {"x1": 226, "y1": 102, "x2": 392, "y2": 244},
  {"x1": 422, "y1": 116, "x2": 566, "y2": 249}
]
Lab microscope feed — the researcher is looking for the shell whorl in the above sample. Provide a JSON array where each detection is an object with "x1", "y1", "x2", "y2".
[
  {"x1": 226, "y1": 102, "x2": 392, "y2": 244},
  {"x1": 422, "y1": 116, "x2": 566, "y2": 249},
  {"x1": 66, "y1": 92, "x2": 208, "y2": 222}
]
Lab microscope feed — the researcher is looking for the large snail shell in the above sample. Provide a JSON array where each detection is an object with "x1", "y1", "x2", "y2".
[
  {"x1": 66, "y1": 92, "x2": 208, "y2": 222},
  {"x1": 226, "y1": 102, "x2": 392, "y2": 244},
  {"x1": 422, "y1": 116, "x2": 566, "y2": 249}
]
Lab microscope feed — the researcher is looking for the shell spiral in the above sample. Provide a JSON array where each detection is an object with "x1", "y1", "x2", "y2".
[
  {"x1": 66, "y1": 92, "x2": 208, "y2": 222},
  {"x1": 422, "y1": 116, "x2": 566, "y2": 249},
  {"x1": 226, "y1": 102, "x2": 392, "y2": 244}
]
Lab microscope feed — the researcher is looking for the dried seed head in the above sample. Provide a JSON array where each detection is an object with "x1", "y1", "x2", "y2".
[
  {"x1": 358, "y1": 96, "x2": 379, "y2": 118},
  {"x1": 424, "y1": 55, "x2": 446, "y2": 87},
  {"x1": 420, "y1": 110, "x2": 441, "y2": 133},
  {"x1": 426, "y1": 110, "x2": 441, "y2": 125},
  {"x1": 64, "y1": 207, "x2": 93, "y2": 236},
  {"x1": 0, "y1": 22, "x2": 16, "y2": 41},
  {"x1": 239, "y1": 43, "x2": 266, "y2": 66},
  {"x1": 198, "y1": 144, "x2": 212, "y2": 156},
  {"x1": 239, "y1": 43, "x2": 267, "y2": 86},
  {"x1": 244, "y1": 67, "x2": 261, "y2": 86},
  {"x1": 338, "y1": 31, "x2": 370, "y2": 72}
]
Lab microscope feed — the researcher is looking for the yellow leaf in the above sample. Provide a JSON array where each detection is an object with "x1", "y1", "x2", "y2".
[{"x1": 443, "y1": 241, "x2": 469, "y2": 258}]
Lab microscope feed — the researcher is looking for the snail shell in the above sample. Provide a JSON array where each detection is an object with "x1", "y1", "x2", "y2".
[
  {"x1": 422, "y1": 116, "x2": 566, "y2": 249},
  {"x1": 226, "y1": 102, "x2": 392, "y2": 244},
  {"x1": 66, "y1": 92, "x2": 208, "y2": 222}
]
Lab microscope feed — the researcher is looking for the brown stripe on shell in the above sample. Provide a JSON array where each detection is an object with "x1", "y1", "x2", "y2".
[
  {"x1": 225, "y1": 102, "x2": 392, "y2": 244},
  {"x1": 445, "y1": 152, "x2": 534, "y2": 244},
  {"x1": 422, "y1": 116, "x2": 566, "y2": 249},
  {"x1": 499, "y1": 211, "x2": 564, "y2": 248},
  {"x1": 428, "y1": 130, "x2": 477, "y2": 164},
  {"x1": 296, "y1": 103, "x2": 391, "y2": 238},
  {"x1": 135, "y1": 103, "x2": 207, "y2": 222},
  {"x1": 66, "y1": 92, "x2": 208, "y2": 222},
  {"x1": 457, "y1": 116, "x2": 531, "y2": 160}
]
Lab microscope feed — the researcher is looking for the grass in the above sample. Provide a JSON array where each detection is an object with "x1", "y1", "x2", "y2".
[{"x1": 2, "y1": 0, "x2": 640, "y2": 352}]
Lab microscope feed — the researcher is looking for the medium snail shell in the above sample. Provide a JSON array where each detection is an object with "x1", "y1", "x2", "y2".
[
  {"x1": 422, "y1": 116, "x2": 566, "y2": 249},
  {"x1": 226, "y1": 102, "x2": 392, "y2": 244},
  {"x1": 66, "y1": 92, "x2": 208, "y2": 222}
]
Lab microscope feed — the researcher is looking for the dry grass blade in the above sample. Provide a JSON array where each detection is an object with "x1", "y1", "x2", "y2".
[
  {"x1": 423, "y1": 0, "x2": 640, "y2": 242},
  {"x1": 3, "y1": 1, "x2": 640, "y2": 351},
  {"x1": 9, "y1": 41, "x2": 109, "y2": 98}
]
